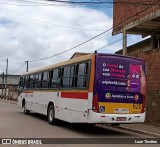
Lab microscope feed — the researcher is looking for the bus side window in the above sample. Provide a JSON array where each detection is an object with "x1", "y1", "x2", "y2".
[
  {"x1": 49, "y1": 70, "x2": 53, "y2": 88},
  {"x1": 21, "y1": 76, "x2": 25, "y2": 89},
  {"x1": 28, "y1": 75, "x2": 30, "y2": 89},
  {"x1": 84, "y1": 62, "x2": 89, "y2": 88},
  {"x1": 18, "y1": 77, "x2": 23, "y2": 89},
  {"x1": 24, "y1": 76, "x2": 29, "y2": 89},
  {"x1": 23, "y1": 76, "x2": 26, "y2": 89},
  {"x1": 42, "y1": 71, "x2": 49, "y2": 88},
  {"x1": 35, "y1": 74, "x2": 39, "y2": 89},
  {"x1": 62, "y1": 66, "x2": 71, "y2": 88},
  {"x1": 75, "y1": 62, "x2": 89, "y2": 89},
  {"x1": 29, "y1": 74, "x2": 35, "y2": 89},
  {"x1": 37, "y1": 73, "x2": 42, "y2": 88},
  {"x1": 70, "y1": 65, "x2": 75, "y2": 88},
  {"x1": 51, "y1": 69, "x2": 61, "y2": 89}
]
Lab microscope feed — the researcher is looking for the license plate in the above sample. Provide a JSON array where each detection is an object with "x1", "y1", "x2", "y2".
[
  {"x1": 114, "y1": 108, "x2": 129, "y2": 113},
  {"x1": 116, "y1": 117, "x2": 126, "y2": 121}
]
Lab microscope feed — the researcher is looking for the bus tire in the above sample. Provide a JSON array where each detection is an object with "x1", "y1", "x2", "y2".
[
  {"x1": 48, "y1": 105, "x2": 58, "y2": 125},
  {"x1": 24, "y1": 104, "x2": 30, "y2": 115}
]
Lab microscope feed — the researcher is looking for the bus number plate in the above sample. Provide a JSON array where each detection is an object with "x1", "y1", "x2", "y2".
[
  {"x1": 114, "y1": 108, "x2": 129, "y2": 113},
  {"x1": 116, "y1": 117, "x2": 126, "y2": 121}
]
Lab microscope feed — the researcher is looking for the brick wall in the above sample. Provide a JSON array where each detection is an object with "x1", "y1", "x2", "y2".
[
  {"x1": 113, "y1": 0, "x2": 160, "y2": 32},
  {"x1": 132, "y1": 48, "x2": 160, "y2": 125}
]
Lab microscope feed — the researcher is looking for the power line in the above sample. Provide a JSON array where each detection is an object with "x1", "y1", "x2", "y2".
[
  {"x1": 1, "y1": 7, "x2": 106, "y2": 32},
  {"x1": 2, "y1": 0, "x2": 158, "y2": 33},
  {"x1": 42, "y1": 0, "x2": 160, "y2": 5},
  {"x1": 96, "y1": 34, "x2": 132, "y2": 52},
  {"x1": 96, "y1": 38, "x2": 124, "y2": 51},
  {"x1": 12, "y1": 62, "x2": 26, "y2": 74},
  {"x1": 27, "y1": 0, "x2": 159, "y2": 63},
  {"x1": 46, "y1": 0, "x2": 160, "y2": 6},
  {"x1": 1, "y1": 0, "x2": 113, "y2": 7},
  {"x1": 1, "y1": 0, "x2": 160, "y2": 7},
  {"x1": 0, "y1": 0, "x2": 72, "y2": 7},
  {"x1": 28, "y1": 28, "x2": 112, "y2": 62},
  {"x1": 3, "y1": 0, "x2": 159, "y2": 71}
]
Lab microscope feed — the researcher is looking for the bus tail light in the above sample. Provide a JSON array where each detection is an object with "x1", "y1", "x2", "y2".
[
  {"x1": 141, "y1": 96, "x2": 146, "y2": 113},
  {"x1": 92, "y1": 94, "x2": 99, "y2": 113}
]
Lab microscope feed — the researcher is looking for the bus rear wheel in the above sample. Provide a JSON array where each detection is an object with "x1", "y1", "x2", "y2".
[
  {"x1": 48, "y1": 105, "x2": 58, "y2": 125},
  {"x1": 24, "y1": 105, "x2": 30, "y2": 115}
]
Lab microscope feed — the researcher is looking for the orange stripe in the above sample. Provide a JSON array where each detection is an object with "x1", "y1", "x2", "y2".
[{"x1": 89, "y1": 54, "x2": 95, "y2": 92}]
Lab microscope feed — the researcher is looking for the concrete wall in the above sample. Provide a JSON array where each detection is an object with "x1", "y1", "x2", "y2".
[
  {"x1": 0, "y1": 89, "x2": 8, "y2": 96},
  {"x1": 113, "y1": 0, "x2": 160, "y2": 33},
  {"x1": 131, "y1": 48, "x2": 160, "y2": 126},
  {"x1": 0, "y1": 75, "x2": 20, "y2": 85},
  {"x1": 0, "y1": 75, "x2": 20, "y2": 99},
  {"x1": 0, "y1": 87, "x2": 18, "y2": 99}
]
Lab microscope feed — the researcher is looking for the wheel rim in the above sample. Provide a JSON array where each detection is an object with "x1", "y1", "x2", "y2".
[{"x1": 49, "y1": 108, "x2": 54, "y2": 121}]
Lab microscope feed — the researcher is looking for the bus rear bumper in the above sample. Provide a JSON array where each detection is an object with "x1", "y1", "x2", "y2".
[{"x1": 88, "y1": 110, "x2": 145, "y2": 124}]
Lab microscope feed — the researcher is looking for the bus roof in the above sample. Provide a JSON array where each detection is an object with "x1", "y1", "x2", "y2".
[
  {"x1": 23, "y1": 53, "x2": 94, "y2": 76},
  {"x1": 22, "y1": 53, "x2": 143, "y2": 76}
]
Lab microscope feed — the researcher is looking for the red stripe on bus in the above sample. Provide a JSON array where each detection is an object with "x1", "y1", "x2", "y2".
[{"x1": 61, "y1": 92, "x2": 88, "y2": 99}]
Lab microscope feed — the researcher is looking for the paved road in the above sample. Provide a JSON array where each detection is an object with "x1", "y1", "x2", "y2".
[{"x1": 0, "y1": 101, "x2": 159, "y2": 147}]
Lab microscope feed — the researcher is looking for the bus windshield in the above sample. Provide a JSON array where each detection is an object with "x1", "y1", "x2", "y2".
[{"x1": 94, "y1": 54, "x2": 146, "y2": 114}]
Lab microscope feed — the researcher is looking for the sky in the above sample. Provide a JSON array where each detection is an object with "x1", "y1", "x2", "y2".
[{"x1": 0, "y1": 0, "x2": 143, "y2": 75}]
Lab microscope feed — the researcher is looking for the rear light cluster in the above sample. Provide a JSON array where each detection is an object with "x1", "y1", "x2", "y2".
[{"x1": 92, "y1": 94, "x2": 99, "y2": 113}]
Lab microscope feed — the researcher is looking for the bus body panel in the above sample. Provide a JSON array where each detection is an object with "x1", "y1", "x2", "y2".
[
  {"x1": 88, "y1": 110, "x2": 145, "y2": 123},
  {"x1": 94, "y1": 54, "x2": 146, "y2": 116},
  {"x1": 18, "y1": 90, "x2": 93, "y2": 123}
]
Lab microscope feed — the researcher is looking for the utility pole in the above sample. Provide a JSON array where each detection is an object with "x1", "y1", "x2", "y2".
[
  {"x1": 26, "y1": 61, "x2": 29, "y2": 72},
  {"x1": 123, "y1": 28, "x2": 127, "y2": 55},
  {"x1": 5, "y1": 58, "x2": 8, "y2": 97},
  {"x1": 2, "y1": 72, "x2": 4, "y2": 97}
]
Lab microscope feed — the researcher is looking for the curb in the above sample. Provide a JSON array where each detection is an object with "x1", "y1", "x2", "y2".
[
  {"x1": 0, "y1": 99, "x2": 17, "y2": 105},
  {"x1": 115, "y1": 126, "x2": 160, "y2": 137},
  {"x1": 102, "y1": 124, "x2": 160, "y2": 137}
]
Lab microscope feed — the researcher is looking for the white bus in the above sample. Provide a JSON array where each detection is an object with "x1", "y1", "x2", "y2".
[{"x1": 18, "y1": 53, "x2": 146, "y2": 125}]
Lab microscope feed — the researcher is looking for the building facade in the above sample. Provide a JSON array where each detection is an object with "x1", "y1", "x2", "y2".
[
  {"x1": 0, "y1": 75, "x2": 21, "y2": 99},
  {"x1": 113, "y1": 0, "x2": 160, "y2": 125}
]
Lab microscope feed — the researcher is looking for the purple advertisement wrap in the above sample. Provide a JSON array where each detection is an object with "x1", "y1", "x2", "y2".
[{"x1": 94, "y1": 54, "x2": 146, "y2": 104}]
